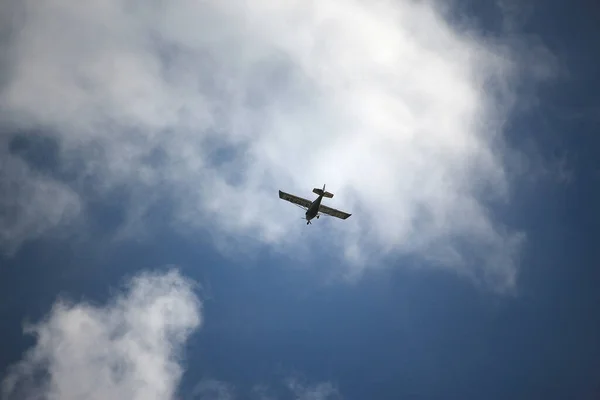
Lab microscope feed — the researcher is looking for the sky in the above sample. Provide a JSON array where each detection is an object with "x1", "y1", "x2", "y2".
[{"x1": 0, "y1": 0, "x2": 599, "y2": 399}]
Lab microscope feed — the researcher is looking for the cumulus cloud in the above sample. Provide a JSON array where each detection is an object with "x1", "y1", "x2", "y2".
[
  {"x1": 0, "y1": 268, "x2": 340, "y2": 400},
  {"x1": 1, "y1": 269, "x2": 202, "y2": 400},
  {"x1": 0, "y1": 0, "x2": 551, "y2": 290}
]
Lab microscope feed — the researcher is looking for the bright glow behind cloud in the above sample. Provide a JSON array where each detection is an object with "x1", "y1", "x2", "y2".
[
  {"x1": 0, "y1": 0, "x2": 536, "y2": 290},
  {"x1": 1, "y1": 269, "x2": 201, "y2": 400}
]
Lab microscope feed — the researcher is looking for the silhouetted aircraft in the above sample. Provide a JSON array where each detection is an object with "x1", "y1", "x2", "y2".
[{"x1": 279, "y1": 184, "x2": 352, "y2": 225}]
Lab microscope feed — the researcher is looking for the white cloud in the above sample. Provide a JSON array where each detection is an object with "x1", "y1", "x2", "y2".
[
  {"x1": 0, "y1": 0, "x2": 550, "y2": 290},
  {"x1": 1, "y1": 269, "x2": 202, "y2": 400}
]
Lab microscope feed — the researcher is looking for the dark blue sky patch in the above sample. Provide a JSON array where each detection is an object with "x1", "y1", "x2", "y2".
[
  {"x1": 8, "y1": 131, "x2": 61, "y2": 176},
  {"x1": 200, "y1": 134, "x2": 252, "y2": 188},
  {"x1": 140, "y1": 145, "x2": 169, "y2": 170},
  {"x1": 202, "y1": 136, "x2": 242, "y2": 168}
]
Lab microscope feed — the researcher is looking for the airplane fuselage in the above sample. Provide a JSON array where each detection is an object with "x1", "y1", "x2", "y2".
[{"x1": 305, "y1": 195, "x2": 323, "y2": 224}]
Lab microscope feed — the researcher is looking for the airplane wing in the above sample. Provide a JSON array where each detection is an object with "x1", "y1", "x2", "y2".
[
  {"x1": 318, "y1": 204, "x2": 352, "y2": 220},
  {"x1": 279, "y1": 190, "x2": 312, "y2": 209}
]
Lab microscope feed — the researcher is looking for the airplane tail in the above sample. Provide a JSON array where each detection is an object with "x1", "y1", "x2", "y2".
[{"x1": 313, "y1": 184, "x2": 333, "y2": 198}]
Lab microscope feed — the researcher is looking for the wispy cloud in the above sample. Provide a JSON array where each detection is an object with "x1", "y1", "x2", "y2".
[
  {"x1": 188, "y1": 378, "x2": 235, "y2": 400},
  {"x1": 0, "y1": 0, "x2": 553, "y2": 290},
  {"x1": 1, "y1": 269, "x2": 202, "y2": 400},
  {"x1": 182, "y1": 377, "x2": 342, "y2": 400},
  {"x1": 286, "y1": 378, "x2": 341, "y2": 400},
  {"x1": 249, "y1": 379, "x2": 341, "y2": 400}
]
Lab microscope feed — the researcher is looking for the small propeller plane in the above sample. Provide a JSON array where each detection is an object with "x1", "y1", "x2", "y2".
[{"x1": 279, "y1": 184, "x2": 352, "y2": 225}]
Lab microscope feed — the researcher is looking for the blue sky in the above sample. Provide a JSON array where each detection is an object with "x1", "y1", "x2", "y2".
[{"x1": 1, "y1": 0, "x2": 599, "y2": 399}]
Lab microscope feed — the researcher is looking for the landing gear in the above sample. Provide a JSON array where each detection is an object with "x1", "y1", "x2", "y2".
[{"x1": 306, "y1": 215, "x2": 318, "y2": 225}]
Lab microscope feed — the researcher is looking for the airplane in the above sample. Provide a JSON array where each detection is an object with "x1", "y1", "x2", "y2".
[{"x1": 279, "y1": 184, "x2": 352, "y2": 225}]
